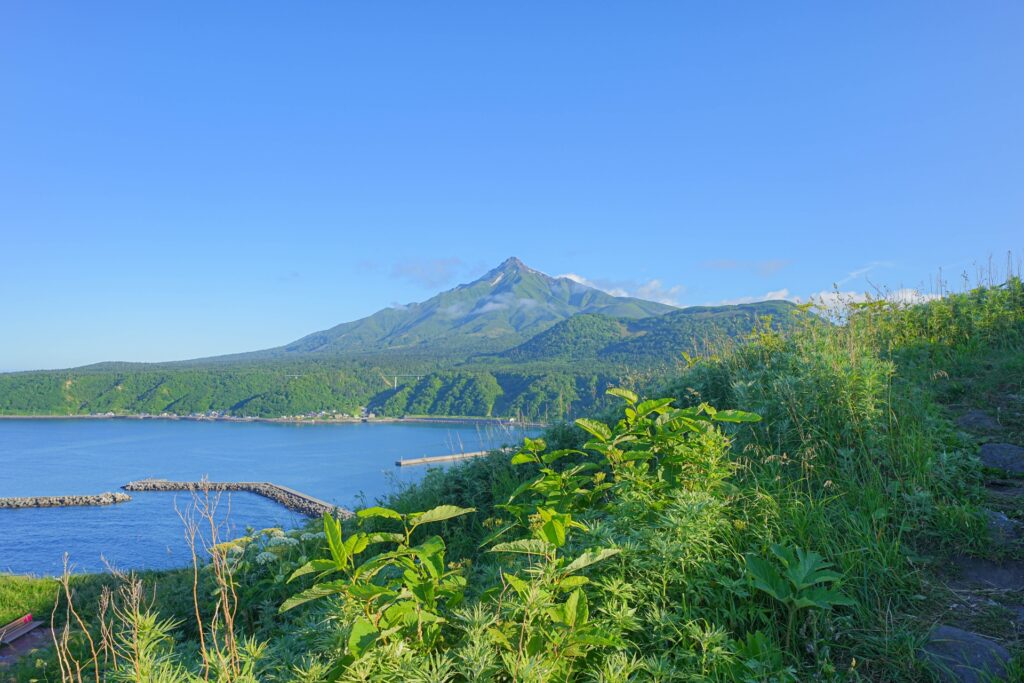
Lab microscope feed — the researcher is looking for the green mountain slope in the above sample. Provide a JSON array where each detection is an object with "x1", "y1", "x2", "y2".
[
  {"x1": 492, "y1": 301, "x2": 798, "y2": 364},
  {"x1": 210, "y1": 257, "x2": 675, "y2": 362}
]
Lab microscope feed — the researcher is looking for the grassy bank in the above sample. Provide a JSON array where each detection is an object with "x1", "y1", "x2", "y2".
[{"x1": 3, "y1": 278, "x2": 1022, "y2": 681}]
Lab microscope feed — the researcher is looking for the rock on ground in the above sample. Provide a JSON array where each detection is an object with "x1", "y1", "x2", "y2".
[
  {"x1": 953, "y1": 557, "x2": 1024, "y2": 590},
  {"x1": 979, "y1": 443, "x2": 1024, "y2": 474},
  {"x1": 956, "y1": 410, "x2": 1003, "y2": 433},
  {"x1": 921, "y1": 624, "x2": 1010, "y2": 683},
  {"x1": 985, "y1": 509, "x2": 1023, "y2": 545}
]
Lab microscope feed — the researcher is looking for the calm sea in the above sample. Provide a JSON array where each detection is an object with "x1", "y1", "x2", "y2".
[{"x1": 0, "y1": 418, "x2": 531, "y2": 575}]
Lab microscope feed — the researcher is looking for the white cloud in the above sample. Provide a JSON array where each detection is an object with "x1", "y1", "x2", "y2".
[
  {"x1": 889, "y1": 288, "x2": 941, "y2": 304},
  {"x1": 794, "y1": 287, "x2": 939, "y2": 316},
  {"x1": 557, "y1": 273, "x2": 686, "y2": 306},
  {"x1": 710, "y1": 289, "x2": 795, "y2": 306},
  {"x1": 472, "y1": 293, "x2": 542, "y2": 315},
  {"x1": 440, "y1": 303, "x2": 467, "y2": 318},
  {"x1": 836, "y1": 261, "x2": 895, "y2": 286}
]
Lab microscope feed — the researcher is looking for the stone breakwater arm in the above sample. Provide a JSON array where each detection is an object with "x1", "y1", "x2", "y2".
[
  {"x1": 121, "y1": 479, "x2": 349, "y2": 518},
  {"x1": 0, "y1": 492, "x2": 131, "y2": 509}
]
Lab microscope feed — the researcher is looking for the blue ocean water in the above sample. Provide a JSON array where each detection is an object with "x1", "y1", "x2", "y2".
[{"x1": 0, "y1": 418, "x2": 529, "y2": 575}]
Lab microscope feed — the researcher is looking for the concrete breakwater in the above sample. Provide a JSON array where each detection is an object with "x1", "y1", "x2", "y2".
[
  {"x1": 121, "y1": 479, "x2": 348, "y2": 518},
  {"x1": 0, "y1": 492, "x2": 131, "y2": 509},
  {"x1": 396, "y1": 449, "x2": 503, "y2": 466}
]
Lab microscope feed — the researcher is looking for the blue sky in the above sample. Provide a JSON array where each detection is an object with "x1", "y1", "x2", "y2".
[{"x1": 2, "y1": 2, "x2": 1022, "y2": 371}]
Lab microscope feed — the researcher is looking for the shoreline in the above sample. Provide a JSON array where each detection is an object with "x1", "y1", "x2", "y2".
[{"x1": 0, "y1": 414, "x2": 546, "y2": 428}]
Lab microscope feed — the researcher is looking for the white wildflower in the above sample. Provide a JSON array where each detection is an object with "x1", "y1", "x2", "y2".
[
  {"x1": 268, "y1": 536, "x2": 299, "y2": 548},
  {"x1": 255, "y1": 551, "x2": 278, "y2": 565}
]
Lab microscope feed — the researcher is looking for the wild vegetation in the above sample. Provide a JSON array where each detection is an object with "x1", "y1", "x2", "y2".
[{"x1": 4, "y1": 276, "x2": 1022, "y2": 681}]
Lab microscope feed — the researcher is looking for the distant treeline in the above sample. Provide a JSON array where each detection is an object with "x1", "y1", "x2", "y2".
[{"x1": 0, "y1": 365, "x2": 649, "y2": 421}]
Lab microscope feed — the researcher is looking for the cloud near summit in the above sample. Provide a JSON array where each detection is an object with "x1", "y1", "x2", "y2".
[{"x1": 558, "y1": 273, "x2": 686, "y2": 306}]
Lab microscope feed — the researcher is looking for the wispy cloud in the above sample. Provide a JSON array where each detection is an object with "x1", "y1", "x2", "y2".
[
  {"x1": 710, "y1": 289, "x2": 795, "y2": 306},
  {"x1": 702, "y1": 259, "x2": 792, "y2": 277},
  {"x1": 475, "y1": 293, "x2": 540, "y2": 314},
  {"x1": 391, "y1": 258, "x2": 464, "y2": 289},
  {"x1": 836, "y1": 261, "x2": 895, "y2": 286},
  {"x1": 557, "y1": 273, "x2": 686, "y2": 306},
  {"x1": 710, "y1": 286, "x2": 938, "y2": 309}
]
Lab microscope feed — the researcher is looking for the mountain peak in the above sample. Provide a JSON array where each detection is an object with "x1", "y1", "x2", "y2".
[
  {"x1": 496, "y1": 256, "x2": 533, "y2": 274},
  {"x1": 474, "y1": 256, "x2": 546, "y2": 286}
]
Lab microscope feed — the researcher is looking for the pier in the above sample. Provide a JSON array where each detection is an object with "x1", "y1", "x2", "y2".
[
  {"x1": 121, "y1": 479, "x2": 349, "y2": 518},
  {"x1": 0, "y1": 492, "x2": 131, "y2": 509},
  {"x1": 396, "y1": 449, "x2": 506, "y2": 467}
]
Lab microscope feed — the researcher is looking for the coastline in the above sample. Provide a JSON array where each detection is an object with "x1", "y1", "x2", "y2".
[{"x1": 0, "y1": 414, "x2": 546, "y2": 428}]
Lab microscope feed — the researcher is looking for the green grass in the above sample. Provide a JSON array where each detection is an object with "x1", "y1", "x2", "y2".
[{"x1": 0, "y1": 575, "x2": 59, "y2": 625}]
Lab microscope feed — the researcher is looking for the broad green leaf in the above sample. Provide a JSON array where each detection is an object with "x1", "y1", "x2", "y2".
[
  {"x1": 793, "y1": 586, "x2": 855, "y2": 610},
  {"x1": 541, "y1": 448, "x2": 582, "y2": 465},
  {"x1": 349, "y1": 537, "x2": 370, "y2": 560},
  {"x1": 490, "y1": 538, "x2": 551, "y2": 555},
  {"x1": 575, "y1": 418, "x2": 611, "y2": 442},
  {"x1": 410, "y1": 505, "x2": 476, "y2": 527},
  {"x1": 413, "y1": 535, "x2": 447, "y2": 580},
  {"x1": 564, "y1": 589, "x2": 584, "y2": 627},
  {"x1": 503, "y1": 572, "x2": 532, "y2": 599},
  {"x1": 562, "y1": 548, "x2": 621, "y2": 575},
  {"x1": 364, "y1": 531, "x2": 405, "y2": 546},
  {"x1": 712, "y1": 409, "x2": 762, "y2": 423},
  {"x1": 279, "y1": 579, "x2": 348, "y2": 612},
  {"x1": 488, "y1": 626, "x2": 513, "y2": 650},
  {"x1": 745, "y1": 554, "x2": 788, "y2": 601},
  {"x1": 575, "y1": 631, "x2": 623, "y2": 647},
  {"x1": 288, "y1": 559, "x2": 339, "y2": 582},
  {"x1": 605, "y1": 387, "x2": 639, "y2": 404},
  {"x1": 572, "y1": 588, "x2": 589, "y2": 625},
  {"x1": 357, "y1": 506, "x2": 404, "y2": 521},
  {"x1": 348, "y1": 617, "x2": 378, "y2": 658},
  {"x1": 510, "y1": 452, "x2": 538, "y2": 465},
  {"x1": 556, "y1": 575, "x2": 590, "y2": 591},
  {"x1": 522, "y1": 437, "x2": 546, "y2": 453},
  {"x1": 382, "y1": 601, "x2": 417, "y2": 629},
  {"x1": 345, "y1": 583, "x2": 394, "y2": 601},
  {"x1": 540, "y1": 516, "x2": 566, "y2": 548},
  {"x1": 324, "y1": 514, "x2": 347, "y2": 566},
  {"x1": 547, "y1": 603, "x2": 569, "y2": 626},
  {"x1": 635, "y1": 398, "x2": 673, "y2": 417}
]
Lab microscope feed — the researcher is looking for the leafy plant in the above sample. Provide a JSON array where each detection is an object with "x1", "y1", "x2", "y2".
[
  {"x1": 745, "y1": 544, "x2": 855, "y2": 651},
  {"x1": 281, "y1": 504, "x2": 475, "y2": 672}
]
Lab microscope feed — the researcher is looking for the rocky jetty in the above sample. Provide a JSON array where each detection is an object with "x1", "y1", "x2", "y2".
[
  {"x1": 121, "y1": 479, "x2": 347, "y2": 518},
  {"x1": 0, "y1": 492, "x2": 131, "y2": 509}
]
